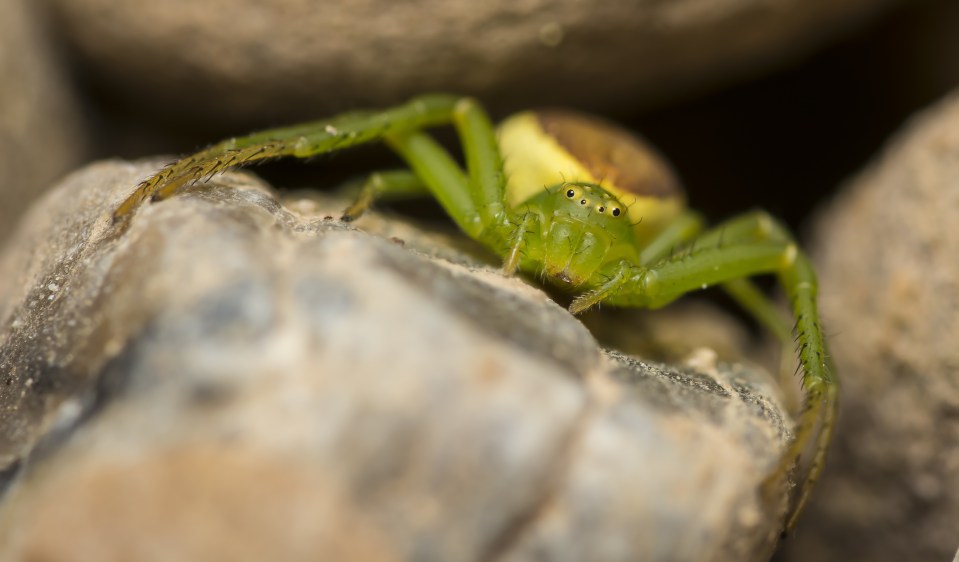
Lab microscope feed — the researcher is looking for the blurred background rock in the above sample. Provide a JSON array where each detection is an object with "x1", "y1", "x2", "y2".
[
  {"x1": 5, "y1": 0, "x2": 958, "y2": 239},
  {"x1": 3, "y1": 0, "x2": 959, "y2": 559},
  {"x1": 2, "y1": 0, "x2": 956, "y2": 236},
  {"x1": 0, "y1": 0, "x2": 87, "y2": 243}
]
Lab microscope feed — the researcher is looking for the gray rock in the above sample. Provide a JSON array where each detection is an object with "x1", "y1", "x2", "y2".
[
  {"x1": 0, "y1": 161, "x2": 792, "y2": 561},
  {"x1": 0, "y1": 0, "x2": 88, "y2": 245},
  {"x1": 45, "y1": 0, "x2": 897, "y2": 126},
  {"x1": 780, "y1": 91, "x2": 959, "y2": 562}
]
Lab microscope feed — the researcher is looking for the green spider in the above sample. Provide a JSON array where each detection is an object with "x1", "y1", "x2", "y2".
[{"x1": 113, "y1": 94, "x2": 837, "y2": 531}]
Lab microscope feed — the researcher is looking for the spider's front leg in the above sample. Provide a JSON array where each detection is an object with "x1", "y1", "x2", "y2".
[
  {"x1": 113, "y1": 94, "x2": 465, "y2": 222},
  {"x1": 579, "y1": 211, "x2": 838, "y2": 531},
  {"x1": 382, "y1": 99, "x2": 525, "y2": 257}
]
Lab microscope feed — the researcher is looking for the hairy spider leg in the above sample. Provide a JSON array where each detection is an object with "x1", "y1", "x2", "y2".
[
  {"x1": 337, "y1": 167, "x2": 536, "y2": 277},
  {"x1": 622, "y1": 209, "x2": 798, "y2": 359},
  {"x1": 666, "y1": 211, "x2": 836, "y2": 531},
  {"x1": 575, "y1": 210, "x2": 837, "y2": 532},
  {"x1": 637, "y1": 210, "x2": 800, "y2": 394},
  {"x1": 680, "y1": 212, "x2": 817, "y2": 412},
  {"x1": 648, "y1": 212, "x2": 801, "y2": 345},
  {"x1": 113, "y1": 94, "x2": 464, "y2": 221},
  {"x1": 340, "y1": 170, "x2": 428, "y2": 221}
]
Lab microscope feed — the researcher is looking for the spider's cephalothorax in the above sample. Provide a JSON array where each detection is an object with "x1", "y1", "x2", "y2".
[
  {"x1": 494, "y1": 108, "x2": 684, "y2": 290},
  {"x1": 514, "y1": 181, "x2": 638, "y2": 288},
  {"x1": 113, "y1": 94, "x2": 837, "y2": 534}
]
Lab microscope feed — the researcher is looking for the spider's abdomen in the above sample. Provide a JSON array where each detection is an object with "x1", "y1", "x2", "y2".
[{"x1": 497, "y1": 109, "x2": 685, "y2": 241}]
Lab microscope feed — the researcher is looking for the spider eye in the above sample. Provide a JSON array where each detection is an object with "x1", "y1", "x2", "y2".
[
  {"x1": 611, "y1": 208, "x2": 621, "y2": 217},
  {"x1": 579, "y1": 199, "x2": 587, "y2": 205},
  {"x1": 597, "y1": 206, "x2": 606, "y2": 213},
  {"x1": 565, "y1": 189, "x2": 575, "y2": 198}
]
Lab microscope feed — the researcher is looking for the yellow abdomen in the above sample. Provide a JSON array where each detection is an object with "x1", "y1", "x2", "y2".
[{"x1": 497, "y1": 110, "x2": 685, "y2": 242}]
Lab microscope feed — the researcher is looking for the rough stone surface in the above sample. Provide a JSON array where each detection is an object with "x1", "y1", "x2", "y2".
[
  {"x1": 0, "y1": 0, "x2": 87, "y2": 244},
  {"x1": 0, "y1": 161, "x2": 792, "y2": 561},
  {"x1": 779, "y1": 91, "x2": 959, "y2": 562},
  {"x1": 46, "y1": 0, "x2": 897, "y2": 127}
]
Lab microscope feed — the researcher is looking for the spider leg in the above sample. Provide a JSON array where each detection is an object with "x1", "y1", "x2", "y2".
[
  {"x1": 642, "y1": 210, "x2": 803, "y2": 406},
  {"x1": 569, "y1": 262, "x2": 633, "y2": 314},
  {"x1": 599, "y1": 211, "x2": 837, "y2": 532},
  {"x1": 502, "y1": 211, "x2": 540, "y2": 275},
  {"x1": 679, "y1": 211, "x2": 820, "y2": 415},
  {"x1": 565, "y1": 208, "x2": 705, "y2": 312},
  {"x1": 384, "y1": 98, "x2": 517, "y2": 251},
  {"x1": 336, "y1": 163, "x2": 534, "y2": 275},
  {"x1": 636, "y1": 210, "x2": 796, "y2": 350},
  {"x1": 722, "y1": 278, "x2": 802, "y2": 407},
  {"x1": 340, "y1": 170, "x2": 429, "y2": 221},
  {"x1": 638, "y1": 210, "x2": 705, "y2": 265},
  {"x1": 113, "y1": 94, "x2": 462, "y2": 222},
  {"x1": 584, "y1": 210, "x2": 794, "y2": 343}
]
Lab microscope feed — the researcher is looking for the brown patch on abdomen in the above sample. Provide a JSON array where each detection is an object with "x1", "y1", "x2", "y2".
[{"x1": 535, "y1": 110, "x2": 684, "y2": 200}]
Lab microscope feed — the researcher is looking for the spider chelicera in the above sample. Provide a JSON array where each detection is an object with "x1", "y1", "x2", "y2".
[{"x1": 113, "y1": 94, "x2": 837, "y2": 531}]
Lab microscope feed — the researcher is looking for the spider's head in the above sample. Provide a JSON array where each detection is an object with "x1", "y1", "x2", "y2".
[{"x1": 537, "y1": 182, "x2": 636, "y2": 288}]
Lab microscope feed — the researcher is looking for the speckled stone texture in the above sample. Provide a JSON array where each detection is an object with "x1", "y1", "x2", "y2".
[
  {"x1": 780, "y1": 91, "x2": 959, "y2": 562},
  {"x1": 45, "y1": 0, "x2": 897, "y2": 126},
  {"x1": 0, "y1": 161, "x2": 793, "y2": 561}
]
